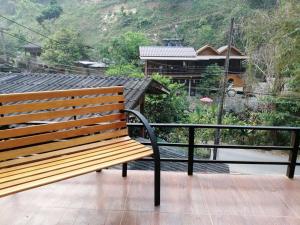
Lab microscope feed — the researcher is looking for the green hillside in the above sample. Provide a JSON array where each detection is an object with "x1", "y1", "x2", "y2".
[{"x1": 0, "y1": 0, "x2": 277, "y2": 60}]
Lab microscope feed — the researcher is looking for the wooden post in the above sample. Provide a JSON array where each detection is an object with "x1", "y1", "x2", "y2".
[
  {"x1": 213, "y1": 18, "x2": 234, "y2": 160},
  {"x1": 144, "y1": 60, "x2": 148, "y2": 76},
  {"x1": 188, "y1": 79, "x2": 192, "y2": 97}
]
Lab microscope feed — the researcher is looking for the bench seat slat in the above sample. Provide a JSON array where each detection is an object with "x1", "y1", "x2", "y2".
[
  {"x1": 0, "y1": 136, "x2": 131, "y2": 170},
  {"x1": 0, "y1": 143, "x2": 151, "y2": 184},
  {"x1": 0, "y1": 140, "x2": 139, "y2": 178},
  {"x1": 0, "y1": 147, "x2": 151, "y2": 189},
  {"x1": 0, "y1": 149, "x2": 152, "y2": 197}
]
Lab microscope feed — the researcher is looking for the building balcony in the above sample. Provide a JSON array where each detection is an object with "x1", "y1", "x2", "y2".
[
  {"x1": 0, "y1": 170, "x2": 299, "y2": 224},
  {"x1": 0, "y1": 123, "x2": 299, "y2": 225}
]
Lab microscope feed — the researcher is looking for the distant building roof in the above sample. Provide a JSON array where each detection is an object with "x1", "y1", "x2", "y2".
[
  {"x1": 139, "y1": 46, "x2": 196, "y2": 58},
  {"x1": 0, "y1": 72, "x2": 169, "y2": 109},
  {"x1": 23, "y1": 43, "x2": 41, "y2": 48},
  {"x1": 89, "y1": 62, "x2": 108, "y2": 68},
  {"x1": 217, "y1": 45, "x2": 244, "y2": 56},
  {"x1": 196, "y1": 44, "x2": 219, "y2": 56},
  {"x1": 140, "y1": 45, "x2": 247, "y2": 61},
  {"x1": 75, "y1": 61, "x2": 108, "y2": 68}
]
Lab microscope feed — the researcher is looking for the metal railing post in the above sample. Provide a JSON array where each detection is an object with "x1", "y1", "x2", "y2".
[
  {"x1": 286, "y1": 130, "x2": 300, "y2": 179},
  {"x1": 188, "y1": 127, "x2": 195, "y2": 176}
]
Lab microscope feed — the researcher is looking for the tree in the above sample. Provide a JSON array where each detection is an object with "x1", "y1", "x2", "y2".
[
  {"x1": 244, "y1": 0, "x2": 300, "y2": 143},
  {"x1": 246, "y1": 0, "x2": 278, "y2": 9},
  {"x1": 36, "y1": 0, "x2": 63, "y2": 24},
  {"x1": 101, "y1": 32, "x2": 150, "y2": 65},
  {"x1": 144, "y1": 74, "x2": 189, "y2": 123},
  {"x1": 244, "y1": 0, "x2": 299, "y2": 95},
  {"x1": 105, "y1": 63, "x2": 144, "y2": 78},
  {"x1": 42, "y1": 29, "x2": 89, "y2": 65},
  {"x1": 197, "y1": 64, "x2": 223, "y2": 96}
]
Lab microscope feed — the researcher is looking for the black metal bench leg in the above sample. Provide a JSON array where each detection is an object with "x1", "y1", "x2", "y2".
[
  {"x1": 122, "y1": 163, "x2": 127, "y2": 177},
  {"x1": 154, "y1": 158, "x2": 160, "y2": 206},
  {"x1": 96, "y1": 169, "x2": 102, "y2": 173}
]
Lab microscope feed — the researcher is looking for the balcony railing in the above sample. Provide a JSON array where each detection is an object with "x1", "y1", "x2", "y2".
[
  {"x1": 146, "y1": 67, "x2": 246, "y2": 76},
  {"x1": 128, "y1": 123, "x2": 300, "y2": 178}
]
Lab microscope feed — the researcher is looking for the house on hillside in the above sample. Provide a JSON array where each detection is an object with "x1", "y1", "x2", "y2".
[
  {"x1": 140, "y1": 44, "x2": 248, "y2": 96},
  {"x1": 24, "y1": 43, "x2": 42, "y2": 60}
]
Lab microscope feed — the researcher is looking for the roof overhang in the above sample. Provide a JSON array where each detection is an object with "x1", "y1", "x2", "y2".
[
  {"x1": 141, "y1": 56, "x2": 249, "y2": 61},
  {"x1": 140, "y1": 57, "x2": 199, "y2": 61},
  {"x1": 146, "y1": 79, "x2": 170, "y2": 95}
]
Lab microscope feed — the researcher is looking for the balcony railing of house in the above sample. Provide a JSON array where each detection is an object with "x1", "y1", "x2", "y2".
[
  {"x1": 146, "y1": 67, "x2": 246, "y2": 76},
  {"x1": 128, "y1": 123, "x2": 300, "y2": 178}
]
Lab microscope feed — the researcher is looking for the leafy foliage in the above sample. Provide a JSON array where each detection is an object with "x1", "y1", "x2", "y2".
[
  {"x1": 105, "y1": 63, "x2": 144, "y2": 78},
  {"x1": 243, "y1": 0, "x2": 300, "y2": 135},
  {"x1": 197, "y1": 64, "x2": 223, "y2": 96},
  {"x1": 101, "y1": 32, "x2": 150, "y2": 65},
  {"x1": 36, "y1": 0, "x2": 63, "y2": 24},
  {"x1": 144, "y1": 74, "x2": 189, "y2": 123},
  {"x1": 0, "y1": 0, "x2": 261, "y2": 55},
  {"x1": 42, "y1": 29, "x2": 89, "y2": 65}
]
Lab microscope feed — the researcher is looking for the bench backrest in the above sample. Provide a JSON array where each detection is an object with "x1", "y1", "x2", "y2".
[{"x1": 0, "y1": 86, "x2": 128, "y2": 164}]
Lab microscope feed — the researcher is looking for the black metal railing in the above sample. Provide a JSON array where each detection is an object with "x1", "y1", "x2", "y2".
[{"x1": 128, "y1": 123, "x2": 300, "y2": 178}]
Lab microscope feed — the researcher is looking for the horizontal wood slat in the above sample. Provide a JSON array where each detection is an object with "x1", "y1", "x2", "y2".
[
  {"x1": 0, "y1": 151, "x2": 151, "y2": 197},
  {"x1": 0, "y1": 144, "x2": 151, "y2": 184},
  {"x1": 0, "y1": 136, "x2": 131, "y2": 169},
  {"x1": 0, "y1": 148, "x2": 150, "y2": 188},
  {"x1": 0, "y1": 95, "x2": 125, "y2": 114},
  {"x1": 0, "y1": 86, "x2": 124, "y2": 103},
  {"x1": 0, "y1": 129, "x2": 128, "y2": 161},
  {"x1": 0, "y1": 121, "x2": 127, "y2": 151},
  {"x1": 0, "y1": 140, "x2": 140, "y2": 177},
  {"x1": 0, "y1": 113, "x2": 126, "y2": 139},
  {"x1": 0, "y1": 103, "x2": 124, "y2": 126}
]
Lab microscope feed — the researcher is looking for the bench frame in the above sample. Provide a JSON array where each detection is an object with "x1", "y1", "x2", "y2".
[{"x1": 124, "y1": 109, "x2": 160, "y2": 206}]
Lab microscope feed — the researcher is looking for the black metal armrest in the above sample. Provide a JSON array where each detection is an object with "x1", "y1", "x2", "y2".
[
  {"x1": 124, "y1": 109, "x2": 161, "y2": 206},
  {"x1": 124, "y1": 109, "x2": 160, "y2": 160}
]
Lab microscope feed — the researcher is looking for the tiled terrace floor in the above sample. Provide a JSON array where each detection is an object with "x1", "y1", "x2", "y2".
[{"x1": 0, "y1": 170, "x2": 299, "y2": 225}]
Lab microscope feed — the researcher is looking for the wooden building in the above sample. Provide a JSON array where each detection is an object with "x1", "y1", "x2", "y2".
[
  {"x1": 140, "y1": 45, "x2": 248, "y2": 96},
  {"x1": 24, "y1": 43, "x2": 42, "y2": 59}
]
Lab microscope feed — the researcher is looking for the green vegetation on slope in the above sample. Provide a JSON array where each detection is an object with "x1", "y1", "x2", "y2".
[{"x1": 0, "y1": 0, "x2": 277, "y2": 60}]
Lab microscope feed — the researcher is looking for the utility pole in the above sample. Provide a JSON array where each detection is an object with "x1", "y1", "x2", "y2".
[
  {"x1": 213, "y1": 18, "x2": 234, "y2": 160},
  {"x1": 0, "y1": 27, "x2": 8, "y2": 62}
]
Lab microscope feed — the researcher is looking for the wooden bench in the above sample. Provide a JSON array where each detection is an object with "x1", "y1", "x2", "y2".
[{"x1": 0, "y1": 86, "x2": 160, "y2": 206}]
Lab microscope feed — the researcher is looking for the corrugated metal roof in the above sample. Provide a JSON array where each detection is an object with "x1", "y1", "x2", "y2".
[
  {"x1": 139, "y1": 46, "x2": 196, "y2": 58},
  {"x1": 0, "y1": 72, "x2": 167, "y2": 109}
]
